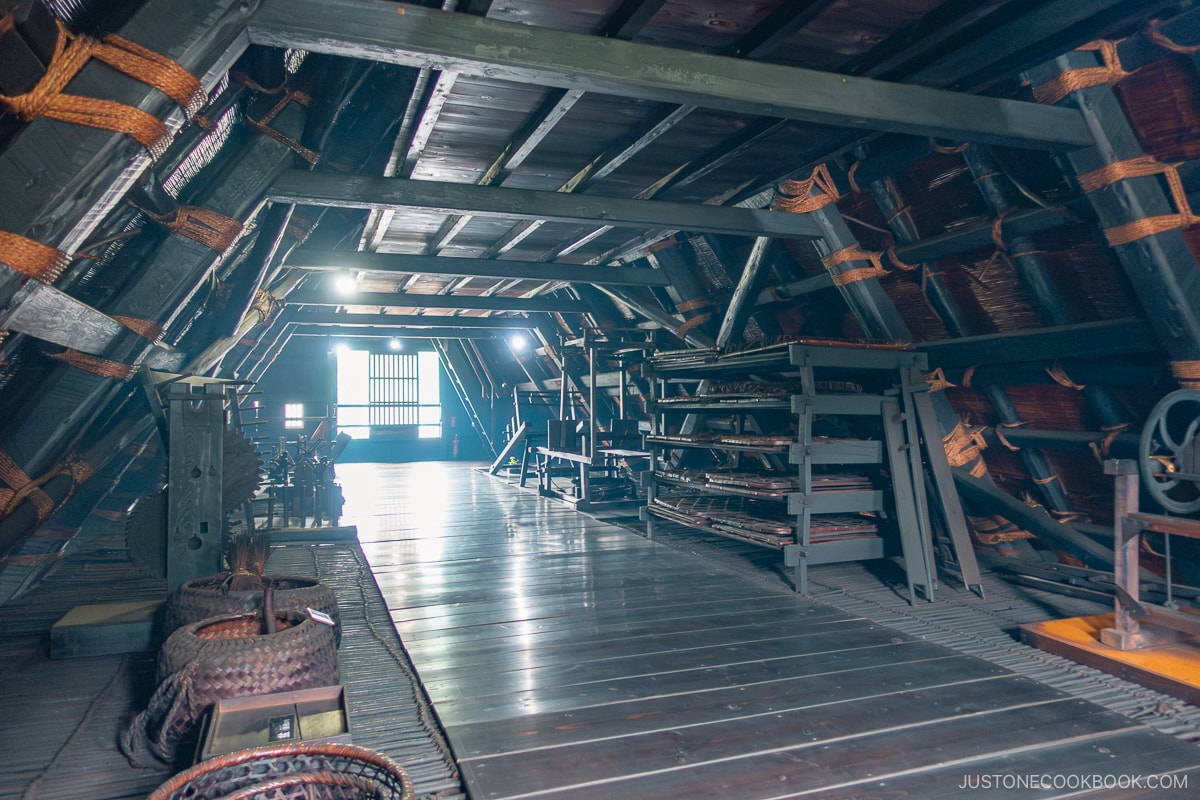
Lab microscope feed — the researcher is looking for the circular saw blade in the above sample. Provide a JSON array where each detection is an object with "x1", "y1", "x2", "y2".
[{"x1": 222, "y1": 427, "x2": 263, "y2": 513}]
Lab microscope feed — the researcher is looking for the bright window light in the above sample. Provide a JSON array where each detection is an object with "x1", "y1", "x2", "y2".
[
  {"x1": 336, "y1": 347, "x2": 371, "y2": 440},
  {"x1": 418, "y1": 350, "x2": 442, "y2": 438},
  {"x1": 284, "y1": 402, "x2": 305, "y2": 430}
]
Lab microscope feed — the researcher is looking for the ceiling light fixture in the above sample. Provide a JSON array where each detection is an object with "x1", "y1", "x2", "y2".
[{"x1": 335, "y1": 273, "x2": 357, "y2": 294}]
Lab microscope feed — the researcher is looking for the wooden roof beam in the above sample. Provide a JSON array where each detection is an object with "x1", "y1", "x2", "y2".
[
  {"x1": 284, "y1": 248, "x2": 670, "y2": 286},
  {"x1": 269, "y1": 171, "x2": 824, "y2": 240},
  {"x1": 291, "y1": 326, "x2": 505, "y2": 340},
  {"x1": 292, "y1": 310, "x2": 538, "y2": 329},
  {"x1": 248, "y1": 0, "x2": 1092, "y2": 151},
  {"x1": 285, "y1": 288, "x2": 585, "y2": 313}
]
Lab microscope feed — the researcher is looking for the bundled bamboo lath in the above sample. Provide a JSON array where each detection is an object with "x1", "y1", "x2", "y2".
[
  {"x1": 889, "y1": 153, "x2": 992, "y2": 237},
  {"x1": 1043, "y1": 450, "x2": 1113, "y2": 525},
  {"x1": 881, "y1": 277, "x2": 950, "y2": 342},
  {"x1": 1005, "y1": 385, "x2": 1089, "y2": 431},
  {"x1": 1050, "y1": 240, "x2": 1139, "y2": 321},
  {"x1": 1114, "y1": 55, "x2": 1200, "y2": 161},
  {"x1": 938, "y1": 251, "x2": 1044, "y2": 333}
]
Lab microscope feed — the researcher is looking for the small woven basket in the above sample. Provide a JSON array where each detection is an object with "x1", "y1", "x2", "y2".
[
  {"x1": 147, "y1": 742, "x2": 415, "y2": 800},
  {"x1": 121, "y1": 611, "x2": 339, "y2": 767},
  {"x1": 165, "y1": 574, "x2": 341, "y2": 644}
]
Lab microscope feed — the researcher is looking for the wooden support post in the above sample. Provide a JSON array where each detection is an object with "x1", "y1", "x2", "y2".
[
  {"x1": 1100, "y1": 459, "x2": 1144, "y2": 650},
  {"x1": 166, "y1": 381, "x2": 225, "y2": 593}
]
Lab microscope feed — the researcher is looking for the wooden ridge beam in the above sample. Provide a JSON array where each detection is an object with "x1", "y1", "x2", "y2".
[
  {"x1": 291, "y1": 310, "x2": 538, "y2": 329},
  {"x1": 291, "y1": 326, "x2": 504, "y2": 340},
  {"x1": 285, "y1": 289, "x2": 585, "y2": 313},
  {"x1": 249, "y1": 0, "x2": 1092, "y2": 151},
  {"x1": 268, "y1": 170, "x2": 824, "y2": 240},
  {"x1": 284, "y1": 248, "x2": 670, "y2": 286}
]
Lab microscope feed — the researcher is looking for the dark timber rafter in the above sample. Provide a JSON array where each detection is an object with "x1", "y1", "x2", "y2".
[
  {"x1": 248, "y1": 0, "x2": 1091, "y2": 150},
  {"x1": 453, "y1": 0, "x2": 838, "y2": 261},
  {"x1": 590, "y1": 0, "x2": 1159, "y2": 267},
  {"x1": 268, "y1": 171, "x2": 825, "y2": 240},
  {"x1": 427, "y1": 87, "x2": 588, "y2": 256},
  {"x1": 720, "y1": 0, "x2": 839, "y2": 59}
]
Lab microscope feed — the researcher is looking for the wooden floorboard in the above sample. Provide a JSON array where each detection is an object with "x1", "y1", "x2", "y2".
[{"x1": 342, "y1": 462, "x2": 1200, "y2": 800}]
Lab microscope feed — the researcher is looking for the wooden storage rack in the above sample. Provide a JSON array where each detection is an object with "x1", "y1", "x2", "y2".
[{"x1": 641, "y1": 342, "x2": 980, "y2": 600}]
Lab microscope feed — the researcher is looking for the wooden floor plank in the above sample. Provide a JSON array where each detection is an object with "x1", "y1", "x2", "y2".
[
  {"x1": 422, "y1": 640, "x2": 954, "y2": 727},
  {"x1": 420, "y1": 622, "x2": 906, "y2": 703},
  {"x1": 413, "y1": 617, "x2": 875, "y2": 678},
  {"x1": 508, "y1": 705, "x2": 1135, "y2": 800},
  {"x1": 335, "y1": 463, "x2": 1200, "y2": 800},
  {"x1": 403, "y1": 606, "x2": 849, "y2": 663},
  {"x1": 460, "y1": 678, "x2": 1081, "y2": 799},
  {"x1": 447, "y1": 653, "x2": 1007, "y2": 758},
  {"x1": 397, "y1": 596, "x2": 822, "y2": 647}
]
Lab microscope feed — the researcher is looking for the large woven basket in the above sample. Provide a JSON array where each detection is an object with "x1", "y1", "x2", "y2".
[
  {"x1": 165, "y1": 574, "x2": 341, "y2": 645},
  {"x1": 147, "y1": 743, "x2": 415, "y2": 800},
  {"x1": 122, "y1": 611, "x2": 339, "y2": 766}
]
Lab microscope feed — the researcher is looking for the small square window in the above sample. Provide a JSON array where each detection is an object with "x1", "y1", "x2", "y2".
[{"x1": 284, "y1": 403, "x2": 305, "y2": 430}]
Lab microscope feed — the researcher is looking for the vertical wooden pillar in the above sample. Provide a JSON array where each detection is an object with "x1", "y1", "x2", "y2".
[
  {"x1": 166, "y1": 381, "x2": 226, "y2": 593},
  {"x1": 1100, "y1": 459, "x2": 1143, "y2": 650}
]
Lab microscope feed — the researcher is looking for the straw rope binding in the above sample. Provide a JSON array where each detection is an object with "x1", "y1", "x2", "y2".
[{"x1": 0, "y1": 20, "x2": 203, "y2": 159}]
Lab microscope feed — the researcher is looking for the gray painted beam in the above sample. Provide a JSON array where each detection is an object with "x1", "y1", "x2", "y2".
[
  {"x1": 291, "y1": 311, "x2": 538, "y2": 329},
  {"x1": 249, "y1": 0, "x2": 1092, "y2": 151},
  {"x1": 268, "y1": 171, "x2": 824, "y2": 240},
  {"x1": 286, "y1": 289, "x2": 585, "y2": 313},
  {"x1": 892, "y1": 207, "x2": 1072, "y2": 265},
  {"x1": 916, "y1": 319, "x2": 1157, "y2": 368},
  {"x1": 291, "y1": 326, "x2": 504, "y2": 340},
  {"x1": 1027, "y1": 50, "x2": 1200, "y2": 363},
  {"x1": 285, "y1": 248, "x2": 670, "y2": 286}
]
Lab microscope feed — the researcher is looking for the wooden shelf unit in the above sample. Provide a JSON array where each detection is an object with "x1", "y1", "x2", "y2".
[{"x1": 643, "y1": 342, "x2": 975, "y2": 599}]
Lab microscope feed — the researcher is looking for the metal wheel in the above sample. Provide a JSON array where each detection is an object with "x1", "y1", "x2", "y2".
[{"x1": 1139, "y1": 389, "x2": 1200, "y2": 514}]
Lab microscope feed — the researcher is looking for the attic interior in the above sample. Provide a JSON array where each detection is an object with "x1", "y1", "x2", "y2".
[{"x1": 7, "y1": 0, "x2": 1200, "y2": 797}]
